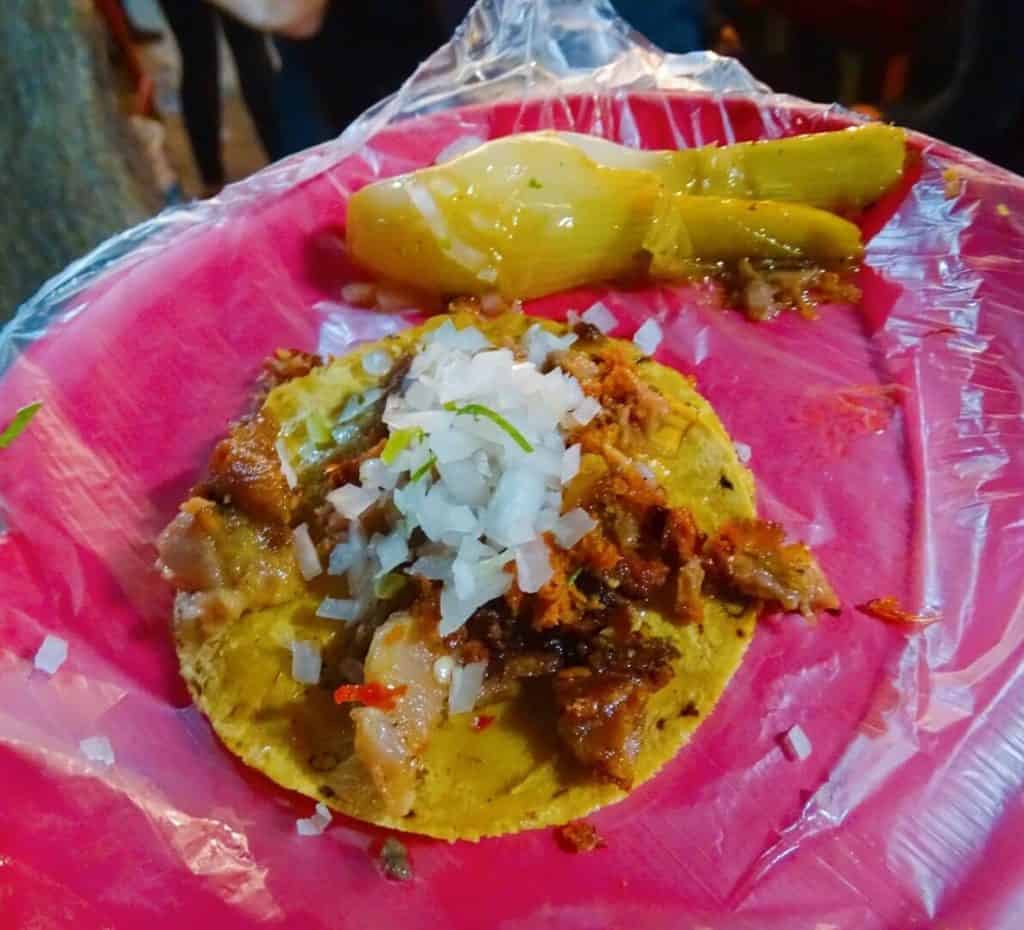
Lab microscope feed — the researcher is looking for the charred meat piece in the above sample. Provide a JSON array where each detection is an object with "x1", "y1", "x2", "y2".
[
  {"x1": 205, "y1": 413, "x2": 294, "y2": 524},
  {"x1": 674, "y1": 559, "x2": 705, "y2": 623},
  {"x1": 552, "y1": 632, "x2": 678, "y2": 785},
  {"x1": 703, "y1": 519, "x2": 839, "y2": 616},
  {"x1": 584, "y1": 634, "x2": 678, "y2": 686},
  {"x1": 553, "y1": 668, "x2": 651, "y2": 788},
  {"x1": 555, "y1": 819, "x2": 605, "y2": 853}
]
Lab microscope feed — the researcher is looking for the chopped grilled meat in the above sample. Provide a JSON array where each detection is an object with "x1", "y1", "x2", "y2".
[
  {"x1": 351, "y1": 614, "x2": 447, "y2": 817},
  {"x1": 703, "y1": 519, "x2": 839, "y2": 616},
  {"x1": 569, "y1": 469, "x2": 707, "y2": 622},
  {"x1": 204, "y1": 413, "x2": 294, "y2": 524},
  {"x1": 553, "y1": 668, "x2": 650, "y2": 788},
  {"x1": 552, "y1": 347, "x2": 601, "y2": 382},
  {"x1": 532, "y1": 541, "x2": 574, "y2": 629},
  {"x1": 552, "y1": 633, "x2": 677, "y2": 787},
  {"x1": 728, "y1": 257, "x2": 861, "y2": 322},
  {"x1": 576, "y1": 526, "x2": 622, "y2": 573},
  {"x1": 659, "y1": 508, "x2": 700, "y2": 566},
  {"x1": 156, "y1": 498, "x2": 224, "y2": 590},
  {"x1": 571, "y1": 321, "x2": 604, "y2": 343},
  {"x1": 674, "y1": 559, "x2": 705, "y2": 623},
  {"x1": 584, "y1": 634, "x2": 677, "y2": 686},
  {"x1": 503, "y1": 651, "x2": 563, "y2": 678},
  {"x1": 614, "y1": 553, "x2": 670, "y2": 598}
]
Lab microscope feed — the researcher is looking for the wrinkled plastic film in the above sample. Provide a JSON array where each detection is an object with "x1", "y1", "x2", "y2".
[{"x1": 2, "y1": 1, "x2": 1023, "y2": 928}]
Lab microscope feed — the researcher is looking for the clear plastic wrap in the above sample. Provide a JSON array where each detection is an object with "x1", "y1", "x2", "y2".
[{"x1": 2, "y1": 1, "x2": 1023, "y2": 927}]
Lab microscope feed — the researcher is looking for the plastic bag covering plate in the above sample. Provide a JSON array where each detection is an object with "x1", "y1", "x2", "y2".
[{"x1": 1, "y1": 1, "x2": 1023, "y2": 927}]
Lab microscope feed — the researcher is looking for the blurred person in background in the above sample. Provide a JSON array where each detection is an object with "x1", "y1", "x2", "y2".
[
  {"x1": 273, "y1": 2, "x2": 447, "y2": 148},
  {"x1": 157, "y1": 0, "x2": 282, "y2": 196},
  {"x1": 114, "y1": 0, "x2": 163, "y2": 42},
  {"x1": 890, "y1": 0, "x2": 1024, "y2": 174},
  {"x1": 612, "y1": 0, "x2": 709, "y2": 52}
]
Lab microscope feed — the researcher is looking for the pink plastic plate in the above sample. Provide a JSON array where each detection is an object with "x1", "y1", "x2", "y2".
[{"x1": 1, "y1": 92, "x2": 1022, "y2": 930}]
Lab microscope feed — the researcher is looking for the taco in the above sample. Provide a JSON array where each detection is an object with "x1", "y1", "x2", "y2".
[{"x1": 157, "y1": 310, "x2": 837, "y2": 840}]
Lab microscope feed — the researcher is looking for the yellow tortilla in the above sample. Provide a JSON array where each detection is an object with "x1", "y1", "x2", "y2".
[{"x1": 173, "y1": 312, "x2": 756, "y2": 840}]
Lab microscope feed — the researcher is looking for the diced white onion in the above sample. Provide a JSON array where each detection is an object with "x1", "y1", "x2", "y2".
[
  {"x1": 296, "y1": 801, "x2": 333, "y2": 836},
  {"x1": 633, "y1": 318, "x2": 663, "y2": 356},
  {"x1": 80, "y1": 736, "x2": 115, "y2": 767},
  {"x1": 362, "y1": 349, "x2": 392, "y2": 377},
  {"x1": 33, "y1": 634, "x2": 68, "y2": 675},
  {"x1": 561, "y1": 444, "x2": 581, "y2": 484},
  {"x1": 419, "y1": 485, "x2": 477, "y2": 543},
  {"x1": 582, "y1": 302, "x2": 617, "y2": 334},
  {"x1": 327, "y1": 484, "x2": 378, "y2": 519},
  {"x1": 515, "y1": 538, "x2": 553, "y2": 593},
  {"x1": 438, "y1": 566, "x2": 512, "y2": 636},
  {"x1": 636, "y1": 462, "x2": 656, "y2": 484},
  {"x1": 292, "y1": 524, "x2": 322, "y2": 580},
  {"x1": 290, "y1": 640, "x2": 322, "y2": 685},
  {"x1": 571, "y1": 396, "x2": 601, "y2": 426},
  {"x1": 733, "y1": 441, "x2": 752, "y2": 464},
  {"x1": 438, "y1": 458, "x2": 489, "y2": 506},
  {"x1": 321, "y1": 313, "x2": 602, "y2": 639},
  {"x1": 410, "y1": 554, "x2": 452, "y2": 581},
  {"x1": 426, "y1": 320, "x2": 491, "y2": 353},
  {"x1": 317, "y1": 598, "x2": 360, "y2": 621},
  {"x1": 448, "y1": 661, "x2": 487, "y2": 715},
  {"x1": 276, "y1": 438, "x2": 299, "y2": 489},
  {"x1": 328, "y1": 525, "x2": 366, "y2": 576},
  {"x1": 484, "y1": 468, "x2": 545, "y2": 548},
  {"x1": 360, "y1": 458, "x2": 398, "y2": 491},
  {"x1": 429, "y1": 429, "x2": 483, "y2": 465},
  {"x1": 781, "y1": 724, "x2": 813, "y2": 761},
  {"x1": 552, "y1": 508, "x2": 597, "y2": 549},
  {"x1": 523, "y1": 323, "x2": 577, "y2": 367},
  {"x1": 374, "y1": 531, "x2": 409, "y2": 575}
]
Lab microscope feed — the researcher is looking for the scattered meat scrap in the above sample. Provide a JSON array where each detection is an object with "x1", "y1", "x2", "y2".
[
  {"x1": 856, "y1": 596, "x2": 938, "y2": 627},
  {"x1": 555, "y1": 819, "x2": 605, "y2": 853},
  {"x1": 379, "y1": 836, "x2": 413, "y2": 881}
]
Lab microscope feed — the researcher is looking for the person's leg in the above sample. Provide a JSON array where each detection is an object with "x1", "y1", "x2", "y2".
[
  {"x1": 273, "y1": 36, "x2": 336, "y2": 154},
  {"x1": 308, "y1": 2, "x2": 446, "y2": 132},
  {"x1": 217, "y1": 10, "x2": 283, "y2": 161},
  {"x1": 156, "y1": 0, "x2": 224, "y2": 190}
]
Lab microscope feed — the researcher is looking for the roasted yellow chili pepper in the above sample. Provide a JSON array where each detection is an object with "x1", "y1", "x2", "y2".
[
  {"x1": 558, "y1": 123, "x2": 907, "y2": 212},
  {"x1": 346, "y1": 133, "x2": 878, "y2": 300}
]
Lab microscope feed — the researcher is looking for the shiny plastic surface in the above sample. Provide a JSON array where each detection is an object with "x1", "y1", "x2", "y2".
[{"x1": 2, "y1": 2, "x2": 1023, "y2": 927}]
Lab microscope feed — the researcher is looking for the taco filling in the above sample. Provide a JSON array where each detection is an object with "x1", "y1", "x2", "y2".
[{"x1": 158, "y1": 311, "x2": 837, "y2": 838}]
